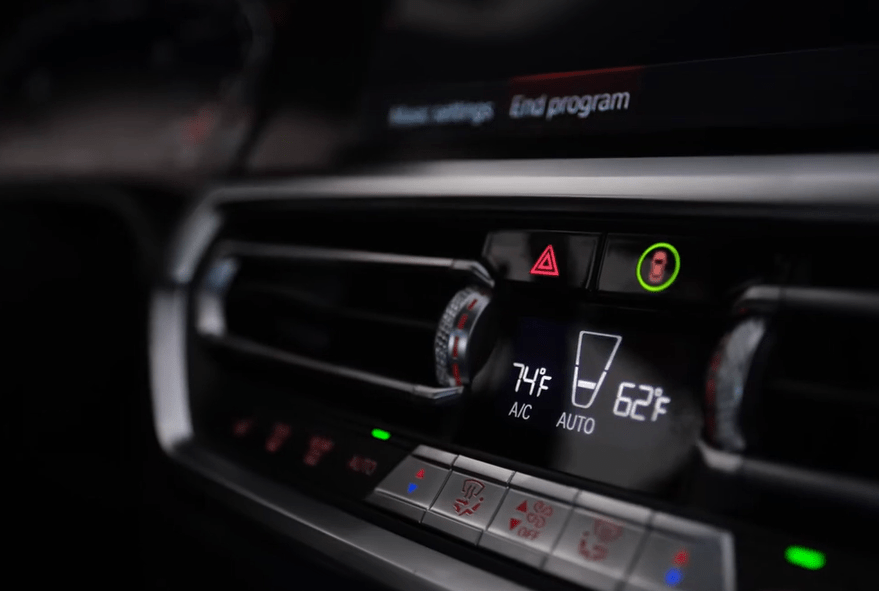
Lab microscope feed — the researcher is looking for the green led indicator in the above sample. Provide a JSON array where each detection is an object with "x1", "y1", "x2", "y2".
[
  {"x1": 785, "y1": 546, "x2": 826, "y2": 571},
  {"x1": 371, "y1": 428, "x2": 391, "y2": 441}
]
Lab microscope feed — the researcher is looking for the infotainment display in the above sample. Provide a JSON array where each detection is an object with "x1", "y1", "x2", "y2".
[
  {"x1": 361, "y1": 1, "x2": 879, "y2": 151},
  {"x1": 457, "y1": 308, "x2": 707, "y2": 492}
]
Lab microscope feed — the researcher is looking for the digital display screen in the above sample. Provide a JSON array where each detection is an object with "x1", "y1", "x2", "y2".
[
  {"x1": 362, "y1": 3, "x2": 879, "y2": 149},
  {"x1": 458, "y1": 309, "x2": 705, "y2": 492},
  {"x1": 368, "y1": 1, "x2": 878, "y2": 86}
]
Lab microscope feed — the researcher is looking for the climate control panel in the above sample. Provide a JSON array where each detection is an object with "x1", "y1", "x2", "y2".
[
  {"x1": 185, "y1": 206, "x2": 879, "y2": 591},
  {"x1": 369, "y1": 446, "x2": 735, "y2": 591}
]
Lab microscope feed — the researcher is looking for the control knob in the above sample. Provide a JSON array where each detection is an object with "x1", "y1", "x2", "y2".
[
  {"x1": 434, "y1": 287, "x2": 495, "y2": 387},
  {"x1": 704, "y1": 316, "x2": 768, "y2": 452}
]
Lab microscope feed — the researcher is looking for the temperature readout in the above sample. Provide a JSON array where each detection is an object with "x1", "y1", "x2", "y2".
[
  {"x1": 483, "y1": 315, "x2": 702, "y2": 490},
  {"x1": 502, "y1": 319, "x2": 688, "y2": 448}
]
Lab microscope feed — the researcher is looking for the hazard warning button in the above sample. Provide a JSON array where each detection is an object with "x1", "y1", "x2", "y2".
[
  {"x1": 483, "y1": 232, "x2": 599, "y2": 288},
  {"x1": 530, "y1": 244, "x2": 560, "y2": 276}
]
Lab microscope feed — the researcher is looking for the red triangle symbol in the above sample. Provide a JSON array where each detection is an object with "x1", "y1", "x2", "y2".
[
  {"x1": 509, "y1": 518, "x2": 521, "y2": 530},
  {"x1": 516, "y1": 501, "x2": 528, "y2": 513},
  {"x1": 530, "y1": 245, "x2": 559, "y2": 276},
  {"x1": 415, "y1": 469, "x2": 425, "y2": 479}
]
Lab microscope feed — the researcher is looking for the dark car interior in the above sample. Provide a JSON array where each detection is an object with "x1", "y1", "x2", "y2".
[{"x1": 5, "y1": 1, "x2": 879, "y2": 590}]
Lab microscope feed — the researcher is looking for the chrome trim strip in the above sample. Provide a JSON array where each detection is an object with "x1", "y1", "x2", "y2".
[
  {"x1": 205, "y1": 154, "x2": 879, "y2": 206},
  {"x1": 738, "y1": 284, "x2": 879, "y2": 317},
  {"x1": 213, "y1": 240, "x2": 495, "y2": 287},
  {"x1": 170, "y1": 204, "x2": 223, "y2": 285},
  {"x1": 205, "y1": 333, "x2": 465, "y2": 402},
  {"x1": 150, "y1": 288, "x2": 194, "y2": 451},
  {"x1": 696, "y1": 441, "x2": 746, "y2": 473},
  {"x1": 219, "y1": 240, "x2": 455, "y2": 267},
  {"x1": 741, "y1": 456, "x2": 879, "y2": 509},
  {"x1": 697, "y1": 441, "x2": 879, "y2": 509},
  {"x1": 196, "y1": 257, "x2": 240, "y2": 337}
]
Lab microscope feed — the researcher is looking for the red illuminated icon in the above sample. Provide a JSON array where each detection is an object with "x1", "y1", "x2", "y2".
[
  {"x1": 577, "y1": 519, "x2": 623, "y2": 562},
  {"x1": 507, "y1": 499, "x2": 553, "y2": 539},
  {"x1": 530, "y1": 245, "x2": 560, "y2": 277},
  {"x1": 453, "y1": 478, "x2": 486, "y2": 516},
  {"x1": 594, "y1": 519, "x2": 624, "y2": 544},
  {"x1": 526, "y1": 501, "x2": 554, "y2": 529},
  {"x1": 303, "y1": 435, "x2": 334, "y2": 466},
  {"x1": 673, "y1": 549, "x2": 690, "y2": 567},
  {"x1": 648, "y1": 250, "x2": 668, "y2": 283},
  {"x1": 347, "y1": 455, "x2": 377, "y2": 475},
  {"x1": 578, "y1": 537, "x2": 609, "y2": 562},
  {"x1": 232, "y1": 417, "x2": 254, "y2": 438},
  {"x1": 415, "y1": 469, "x2": 425, "y2": 479},
  {"x1": 265, "y1": 422, "x2": 291, "y2": 453}
]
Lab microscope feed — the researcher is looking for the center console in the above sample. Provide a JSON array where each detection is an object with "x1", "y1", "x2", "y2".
[{"x1": 151, "y1": 155, "x2": 879, "y2": 591}]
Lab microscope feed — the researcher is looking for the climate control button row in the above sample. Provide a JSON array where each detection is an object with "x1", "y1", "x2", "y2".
[{"x1": 368, "y1": 446, "x2": 734, "y2": 591}]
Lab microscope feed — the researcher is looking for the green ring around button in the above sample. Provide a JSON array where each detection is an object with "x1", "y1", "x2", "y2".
[{"x1": 636, "y1": 242, "x2": 680, "y2": 292}]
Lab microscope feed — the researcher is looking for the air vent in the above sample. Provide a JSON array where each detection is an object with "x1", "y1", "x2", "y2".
[
  {"x1": 710, "y1": 287, "x2": 879, "y2": 482},
  {"x1": 195, "y1": 239, "x2": 492, "y2": 403},
  {"x1": 752, "y1": 299, "x2": 879, "y2": 480}
]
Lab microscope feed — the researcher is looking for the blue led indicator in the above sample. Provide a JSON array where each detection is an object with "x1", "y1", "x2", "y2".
[
  {"x1": 407, "y1": 483, "x2": 418, "y2": 494},
  {"x1": 664, "y1": 568, "x2": 683, "y2": 587}
]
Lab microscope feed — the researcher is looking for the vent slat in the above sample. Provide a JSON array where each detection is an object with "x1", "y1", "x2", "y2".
[
  {"x1": 195, "y1": 240, "x2": 488, "y2": 401},
  {"x1": 747, "y1": 304, "x2": 879, "y2": 480}
]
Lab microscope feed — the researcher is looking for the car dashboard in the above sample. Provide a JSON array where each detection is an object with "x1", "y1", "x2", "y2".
[{"x1": 4, "y1": 2, "x2": 879, "y2": 590}]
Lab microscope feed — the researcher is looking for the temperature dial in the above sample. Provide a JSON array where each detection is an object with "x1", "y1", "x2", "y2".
[{"x1": 435, "y1": 287, "x2": 494, "y2": 387}]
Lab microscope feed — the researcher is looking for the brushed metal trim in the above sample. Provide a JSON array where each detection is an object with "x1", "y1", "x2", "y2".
[
  {"x1": 737, "y1": 284, "x2": 879, "y2": 317},
  {"x1": 195, "y1": 257, "x2": 240, "y2": 337},
  {"x1": 219, "y1": 240, "x2": 454, "y2": 267},
  {"x1": 203, "y1": 154, "x2": 879, "y2": 206},
  {"x1": 150, "y1": 288, "x2": 194, "y2": 451},
  {"x1": 696, "y1": 441, "x2": 879, "y2": 508},
  {"x1": 204, "y1": 333, "x2": 464, "y2": 402},
  {"x1": 213, "y1": 240, "x2": 495, "y2": 286}
]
